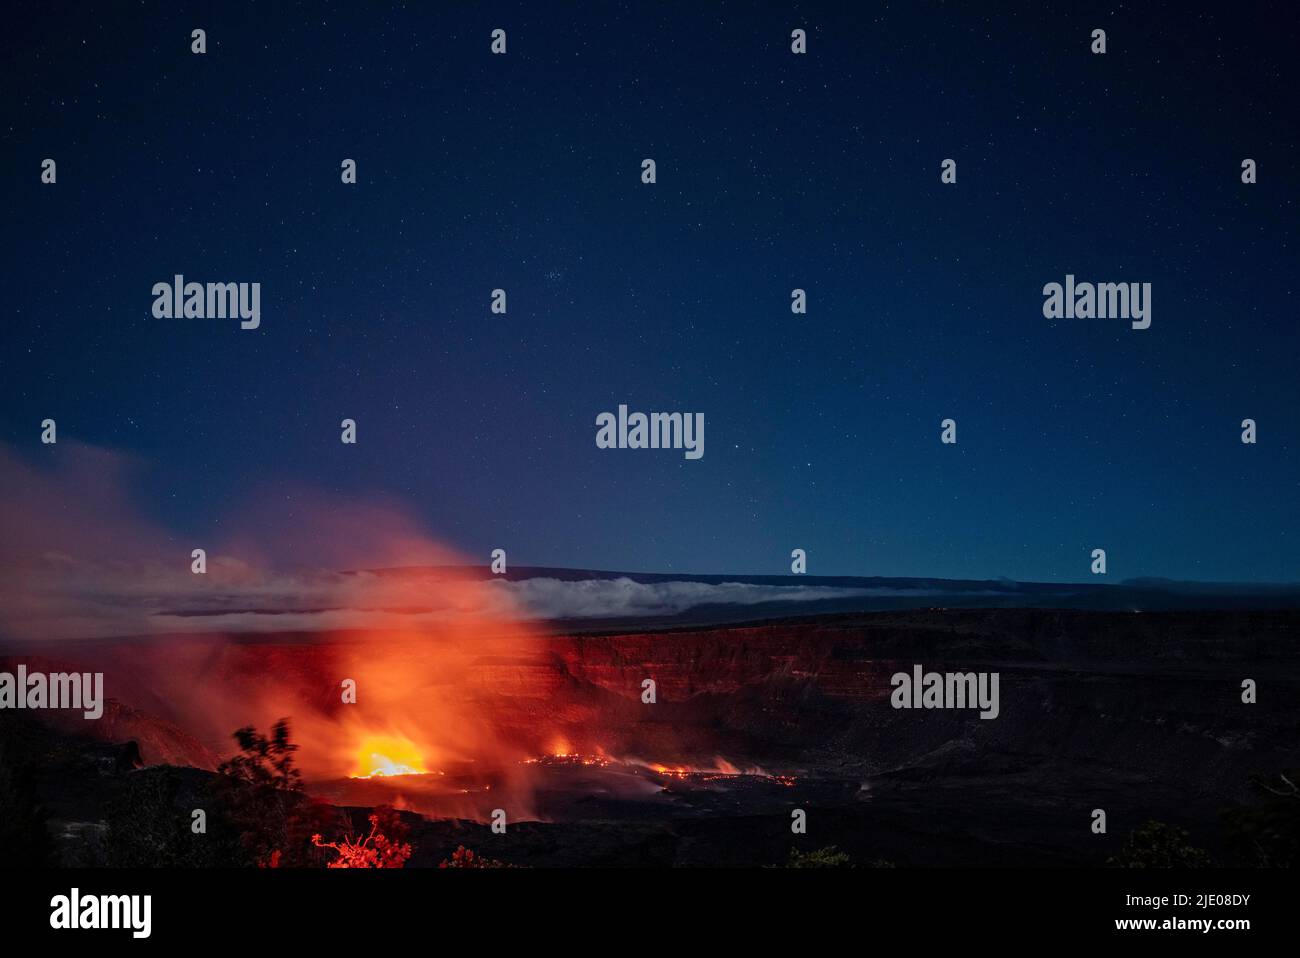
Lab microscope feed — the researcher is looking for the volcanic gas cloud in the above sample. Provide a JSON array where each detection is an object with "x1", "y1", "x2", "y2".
[{"x1": 0, "y1": 440, "x2": 559, "y2": 819}]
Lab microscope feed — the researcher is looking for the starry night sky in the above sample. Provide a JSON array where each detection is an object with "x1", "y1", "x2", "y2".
[{"x1": 3, "y1": 1, "x2": 1298, "y2": 582}]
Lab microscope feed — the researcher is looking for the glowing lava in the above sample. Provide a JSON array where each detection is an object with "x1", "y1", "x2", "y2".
[
  {"x1": 350, "y1": 735, "x2": 429, "y2": 778},
  {"x1": 648, "y1": 762, "x2": 692, "y2": 779}
]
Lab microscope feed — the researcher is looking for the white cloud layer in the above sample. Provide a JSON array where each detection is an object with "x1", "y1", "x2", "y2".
[{"x1": 496, "y1": 576, "x2": 884, "y2": 620}]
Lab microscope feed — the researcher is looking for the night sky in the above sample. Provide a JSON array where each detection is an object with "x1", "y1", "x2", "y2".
[{"x1": 3, "y1": 1, "x2": 1298, "y2": 583}]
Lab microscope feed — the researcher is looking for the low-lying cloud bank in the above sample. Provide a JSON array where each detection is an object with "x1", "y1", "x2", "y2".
[
  {"x1": 0, "y1": 557, "x2": 901, "y2": 640},
  {"x1": 0, "y1": 440, "x2": 899, "y2": 641},
  {"x1": 499, "y1": 576, "x2": 902, "y2": 620}
]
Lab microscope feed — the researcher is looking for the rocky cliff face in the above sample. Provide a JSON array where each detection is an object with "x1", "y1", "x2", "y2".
[
  {"x1": 6, "y1": 609, "x2": 1296, "y2": 777},
  {"x1": 5, "y1": 608, "x2": 1296, "y2": 865},
  {"x1": 524, "y1": 610, "x2": 1299, "y2": 783}
]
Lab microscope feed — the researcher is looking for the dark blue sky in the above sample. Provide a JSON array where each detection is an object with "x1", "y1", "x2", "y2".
[{"x1": 3, "y1": 1, "x2": 1298, "y2": 581}]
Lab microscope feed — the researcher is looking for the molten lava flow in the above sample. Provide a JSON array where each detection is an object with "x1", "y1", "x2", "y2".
[
  {"x1": 350, "y1": 735, "x2": 429, "y2": 779},
  {"x1": 525, "y1": 751, "x2": 611, "y2": 769},
  {"x1": 636, "y1": 758, "x2": 797, "y2": 786},
  {"x1": 648, "y1": 762, "x2": 692, "y2": 779}
]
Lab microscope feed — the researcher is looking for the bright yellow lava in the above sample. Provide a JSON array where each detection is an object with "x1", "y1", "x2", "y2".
[{"x1": 350, "y1": 735, "x2": 428, "y2": 778}]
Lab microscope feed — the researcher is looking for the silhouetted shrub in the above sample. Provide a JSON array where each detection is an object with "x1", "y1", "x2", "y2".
[
  {"x1": 97, "y1": 767, "x2": 240, "y2": 867},
  {"x1": 0, "y1": 739, "x2": 52, "y2": 867},
  {"x1": 1107, "y1": 821, "x2": 1211, "y2": 868},
  {"x1": 1223, "y1": 769, "x2": 1300, "y2": 867},
  {"x1": 211, "y1": 718, "x2": 337, "y2": 867},
  {"x1": 785, "y1": 845, "x2": 853, "y2": 868}
]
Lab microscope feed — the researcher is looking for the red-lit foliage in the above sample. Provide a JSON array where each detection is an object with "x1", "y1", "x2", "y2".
[
  {"x1": 438, "y1": 845, "x2": 514, "y2": 868},
  {"x1": 312, "y1": 806, "x2": 412, "y2": 868}
]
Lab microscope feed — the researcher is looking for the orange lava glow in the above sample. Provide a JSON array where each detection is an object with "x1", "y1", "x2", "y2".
[
  {"x1": 648, "y1": 762, "x2": 692, "y2": 779},
  {"x1": 638, "y1": 758, "x2": 797, "y2": 786},
  {"x1": 524, "y1": 750, "x2": 611, "y2": 768},
  {"x1": 349, "y1": 735, "x2": 429, "y2": 778}
]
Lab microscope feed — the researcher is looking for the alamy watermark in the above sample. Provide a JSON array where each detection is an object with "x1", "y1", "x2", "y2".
[
  {"x1": 152, "y1": 275, "x2": 261, "y2": 329},
  {"x1": 890, "y1": 664, "x2": 999, "y2": 719},
  {"x1": 596, "y1": 404, "x2": 704, "y2": 460},
  {"x1": 50, "y1": 889, "x2": 151, "y2": 938},
  {"x1": 0, "y1": 666, "x2": 103, "y2": 719},
  {"x1": 1042, "y1": 274, "x2": 1151, "y2": 330}
]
